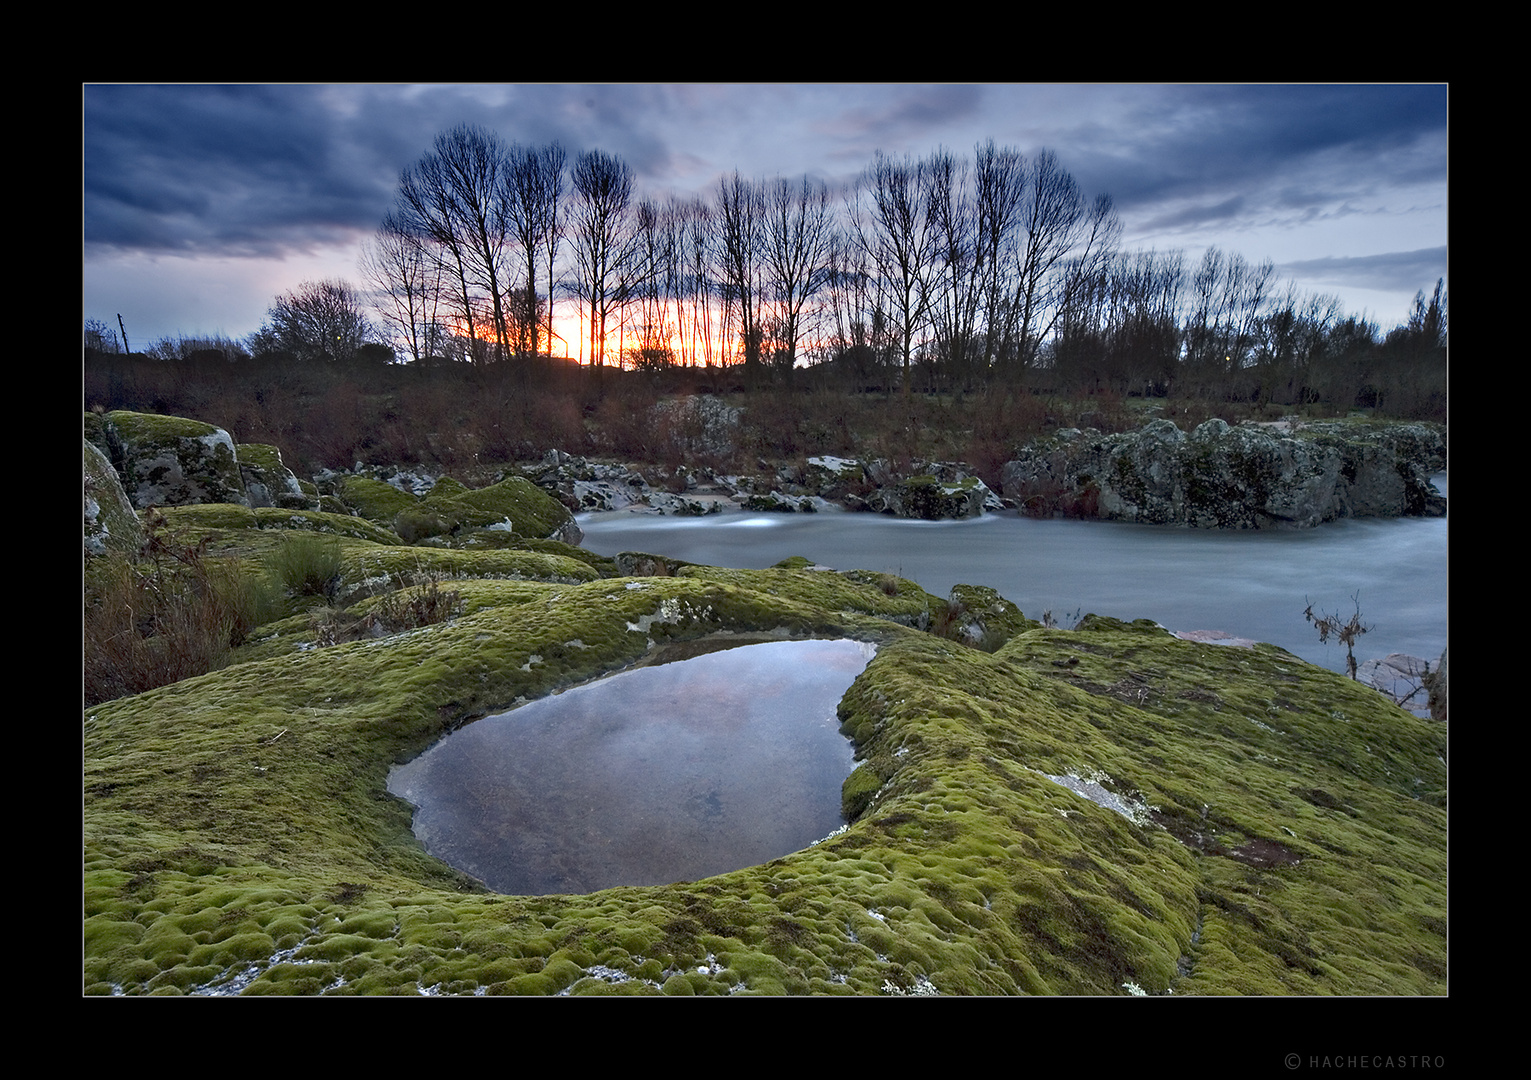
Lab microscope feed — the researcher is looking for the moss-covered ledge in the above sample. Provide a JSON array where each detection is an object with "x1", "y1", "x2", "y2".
[{"x1": 84, "y1": 567, "x2": 1445, "y2": 996}]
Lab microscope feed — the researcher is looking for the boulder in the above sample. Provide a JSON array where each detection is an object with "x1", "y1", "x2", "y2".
[
  {"x1": 738, "y1": 490, "x2": 836, "y2": 513},
  {"x1": 942, "y1": 584, "x2": 1033, "y2": 651},
  {"x1": 83, "y1": 439, "x2": 143, "y2": 557},
  {"x1": 236, "y1": 443, "x2": 313, "y2": 510},
  {"x1": 523, "y1": 451, "x2": 651, "y2": 512},
  {"x1": 854, "y1": 459, "x2": 1001, "y2": 520},
  {"x1": 1356, "y1": 653, "x2": 1435, "y2": 718},
  {"x1": 647, "y1": 491, "x2": 725, "y2": 516},
  {"x1": 447, "y1": 474, "x2": 584, "y2": 545},
  {"x1": 98, "y1": 410, "x2": 247, "y2": 509},
  {"x1": 869, "y1": 474, "x2": 992, "y2": 520},
  {"x1": 1002, "y1": 419, "x2": 1446, "y2": 528}
]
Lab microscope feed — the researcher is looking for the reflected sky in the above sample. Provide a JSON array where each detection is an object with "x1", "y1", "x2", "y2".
[{"x1": 388, "y1": 639, "x2": 875, "y2": 895}]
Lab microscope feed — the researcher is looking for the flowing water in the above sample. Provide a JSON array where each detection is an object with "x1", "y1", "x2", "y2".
[
  {"x1": 577, "y1": 474, "x2": 1448, "y2": 678},
  {"x1": 388, "y1": 638, "x2": 875, "y2": 895}
]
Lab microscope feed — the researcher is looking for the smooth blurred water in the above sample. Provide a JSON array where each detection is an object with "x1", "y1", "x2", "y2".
[{"x1": 578, "y1": 475, "x2": 1448, "y2": 676}]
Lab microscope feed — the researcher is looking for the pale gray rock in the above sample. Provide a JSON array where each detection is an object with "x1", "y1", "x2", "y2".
[
  {"x1": 522, "y1": 453, "x2": 652, "y2": 511},
  {"x1": 237, "y1": 443, "x2": 313, "y2": 509},
  {"x1": 99, "y1": 410, "x2": 248, "y2": 509},
  {"x1": 1357, "y1": 653, "x2": 1437, "y2": 718},
  {"x1": 1001, "y1": 419, "x2": 1445, "y2": 529}
]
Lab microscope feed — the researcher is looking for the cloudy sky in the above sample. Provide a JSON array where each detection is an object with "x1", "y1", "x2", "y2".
[{"x1": 82, "y1": 83, "x2": 1447, "y2": 352}]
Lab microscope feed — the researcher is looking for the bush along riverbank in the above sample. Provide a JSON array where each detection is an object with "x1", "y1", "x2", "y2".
[{"x1": 83, "y1": 410, "x2": 1446, "y2": 995}]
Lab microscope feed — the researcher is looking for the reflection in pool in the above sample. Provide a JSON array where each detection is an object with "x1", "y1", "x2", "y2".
[{"x1": 387, "y1": 638, "x2": 876, "y2": 896}]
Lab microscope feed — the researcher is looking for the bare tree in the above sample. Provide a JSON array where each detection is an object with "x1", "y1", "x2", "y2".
[
  {"x1": 680, "y1": 197, "x2": 715, "y2": 366},
  {"x1": 852, "y1": 152, "x2": 940, "y2": 394},
  {"x1": 359, "y1": 212, "x2": 445, "y2": 363},
  {"x1": 1305, "y1": 593, "x2": 1371, "y2": 681},
  {"x1": 973, "y1": 141, "x2": 1028, "y2": 376},
  {"x1": 1183, "y1": 246, "x2": 1275, "y2": 395},
  {"x1": 569, "y1": 149, "x2": 636, "y2": 369},
  {"x1": 398, "y1": 152, "x2": 480, "y2": 360},
  {"x1": 396, "y1": 125, "x2": 516, "y2": 365},
  {"x1": 1256, "y1": 283, "x2": 1342, "y2": 405},
  {"x1": 994, "y1": 151, "x2": 1121, "y2": 379},
  {"x1": 762, "y1": 174, "x2": 836, "y2": 381},
  {"x1": 923, "y1": 148, "x2": 983, "y2": 390},
  {"x1": 505, "y1": 142, "x2": 566, "y2": 357},
  {"x1": 1110, "y1": 248, "x2": 1186, "y2": 395},
  {"x1": 714, "y1": 171, "x2": 767, "y2": 380},
  {"x1": 627, "y1": 197, "x2": 680, "y2": 368}
]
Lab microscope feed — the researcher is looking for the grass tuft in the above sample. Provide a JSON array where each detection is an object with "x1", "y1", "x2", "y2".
[{"x1": 272, "y1": 533, "x2": 344, "y2": 599}]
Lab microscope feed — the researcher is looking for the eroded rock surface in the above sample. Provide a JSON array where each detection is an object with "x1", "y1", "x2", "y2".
[{"x1": 1001, "y1": 419, "x2": 1445, "y2": 528}]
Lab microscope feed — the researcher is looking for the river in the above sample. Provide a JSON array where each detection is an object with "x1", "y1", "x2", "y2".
[{"x1": 577, "y1": 474, "x2": 1447, "y2": 680}]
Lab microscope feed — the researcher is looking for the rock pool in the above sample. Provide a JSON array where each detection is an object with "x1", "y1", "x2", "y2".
[{"x1": 387, "y1": 638, "x2": 876, "y2": 895}]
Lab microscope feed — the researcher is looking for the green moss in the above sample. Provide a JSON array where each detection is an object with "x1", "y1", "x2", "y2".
[
  {"x1": 443, "y1": 475, "x2": 574, "y2": 539},
  {"x1": 106, "y1": 409, "x2": 220, "y2": 442},
  {"x1": 427, "y1": 476, "x2": 470, "y2": 501},
  {"x1": 339, "y1": 476, "x2": 419, "y2": 525},
  {"x1": 841, "y1": 765, "x2": 885, "y2": 821},
  {"x1": 235, "y1": 443, "x2": 284, "y2": 471},
  {"x1": 84, "y1": 555, "x2": 1446, "y2": 997},
  {"x1": 158, "y1": 504, "x2": 401, "y2": 545}
]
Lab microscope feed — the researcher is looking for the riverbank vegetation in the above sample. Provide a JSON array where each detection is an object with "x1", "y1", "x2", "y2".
[
  {"x1": 83, "y1": 344, "x2": 1439, "y2": 497},
  {"x1": 86, "y1": 132, "x2": 1445, "y2": 486}
]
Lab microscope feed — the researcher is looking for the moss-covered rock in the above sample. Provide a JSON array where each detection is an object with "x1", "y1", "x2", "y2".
[
  {"x1": 101, "y1": 410, "x2": 247, "y2": 509},
  {"x1": 156, "y1": 505, "x2": 402, "y2": 546},
  {"x1": 446, "y1": 474, "x2": 582, "y2": 544},
  {"x1": 943, "y1": 584, "x2": 1036, "y2": 651},
  {"x1": 237, "y1": 444, "x2": 313, "y2": 510},
  {"x1": 1002, "y1": 419, "x2": 1446, "y2": 528},
  {"x1": 338, "y1": 476, "x2": 418, "y2": 525},
  {"x1": 84, "y1": 552, "x2": 1445, "y2": 996},
  {"x1": 84, "y1": 439, "x2": 143, "y2": 557}
]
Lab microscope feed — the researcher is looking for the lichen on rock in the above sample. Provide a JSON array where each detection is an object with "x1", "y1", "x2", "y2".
[{"x1": 99, "y1": 409, "x2": 248, "y2": 509}]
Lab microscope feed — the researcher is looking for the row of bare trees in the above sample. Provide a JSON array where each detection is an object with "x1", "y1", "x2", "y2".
[
  {"x1": 1051, "y1": 251, "x2": 1446, "y2": 414},
  {"x1": 358, "y1": 130, "x2": 1131, "y2": 382},
  {"x1": 362, "y1": 125, "x2": 568, "y2": 365},
  {"x1": 351, "y1": 127, "x2": 1443, "y2": 415}
]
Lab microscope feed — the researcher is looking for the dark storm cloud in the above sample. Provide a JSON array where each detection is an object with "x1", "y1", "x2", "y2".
[
  {"x1": 84, "y1": 85, "x2": 405, "y2": 256},
  {"x1": 1279, "y1": 246, "x2": 1447, "y2": 296},
  {"x1": 83, "y1": 84, "x2": 722, "y2": 260},
  {"x1": 1063, "y1": 85, "x2": 1446, "y2": 232},
  {"x1": 83, "y1": 84, "x2": 1447, "y2": 339}
]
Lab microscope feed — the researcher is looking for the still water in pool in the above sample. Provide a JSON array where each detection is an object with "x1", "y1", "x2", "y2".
[{"x1": 387, "y1": 638, "x2": 876, "y2": 895}]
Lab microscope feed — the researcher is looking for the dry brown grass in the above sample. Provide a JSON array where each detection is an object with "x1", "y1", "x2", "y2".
[{"x1": 83, "y1": 511, "x2": 279, "y2": 707}]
